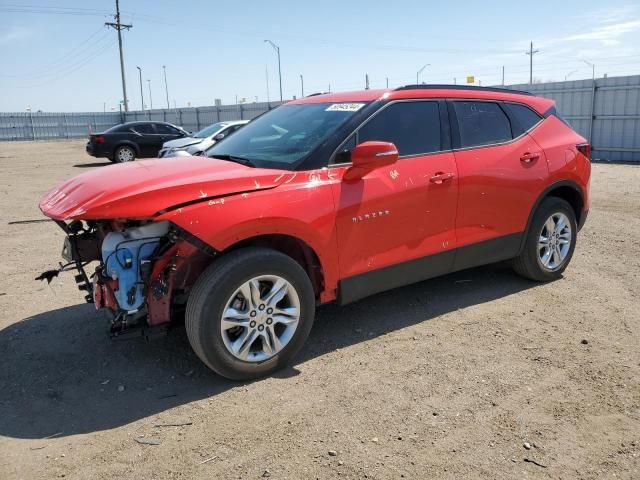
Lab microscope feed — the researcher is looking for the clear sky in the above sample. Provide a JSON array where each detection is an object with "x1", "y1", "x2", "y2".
[{"x1": 1, "y1": 0, "x2": 640, "y2": 112}]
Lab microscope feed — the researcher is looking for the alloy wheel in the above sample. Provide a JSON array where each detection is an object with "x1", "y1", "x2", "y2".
[
  {"x1": 117, "y1": 147, "x2": 134, "y2": 162},
  {"x1": 538, "y1": 212, "x2": 572, "y2": 270},
  {"x1": 220, "y1": 275, "x2": 300, "y2": 362}
]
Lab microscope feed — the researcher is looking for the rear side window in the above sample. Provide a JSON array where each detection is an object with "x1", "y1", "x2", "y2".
[
  {"x1": 132, "y1": 124, "x2": 154, "y2": 134},
  {"x1": 357, "y1": 101, "x2": 441, "y2": 156},
  {"x1": 453, "y1": 101, "x2": 512, "y2": 148},
  {"x1": 155, "y1": 123, "x2": 180, "y2": 134},
  {"x1": 506, "y1": 103, "x2": 542, "y2": 132}
]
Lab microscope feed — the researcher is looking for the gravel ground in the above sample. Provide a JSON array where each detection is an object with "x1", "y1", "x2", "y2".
[{"x1": 0, "y1": 140, "x2": 638, "y2": 480}]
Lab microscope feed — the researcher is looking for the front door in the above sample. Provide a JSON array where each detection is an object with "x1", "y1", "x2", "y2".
[{"x1": 330, "y1": 100, "x2": 458, "y2": 303}]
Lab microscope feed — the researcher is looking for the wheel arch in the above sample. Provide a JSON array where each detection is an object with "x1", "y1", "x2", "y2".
[
  {"x1": 112, "y1": 141, "x2": 140, "y2": 157},
  {"x1": 519, "y1": 180, "x2": 585, "y2": 254},
  {"x1": 221, "y1": 234, "x2": 325, "y2": 301}
]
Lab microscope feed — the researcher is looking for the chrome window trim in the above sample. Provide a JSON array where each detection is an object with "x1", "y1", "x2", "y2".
[
  {"x1": 450, "y1": 99, "x2": 545, "y2": 152},
  {"x1": 328, "y1": 97, "x2": 547, "y2": 168},
  {"x1": 328, "y1": 99, "x2": 444, "y2": 166}
]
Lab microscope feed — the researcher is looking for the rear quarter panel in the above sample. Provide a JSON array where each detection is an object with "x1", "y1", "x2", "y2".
[{"x1": 527, "y1": 115, "x2": 591, "y2": 212}]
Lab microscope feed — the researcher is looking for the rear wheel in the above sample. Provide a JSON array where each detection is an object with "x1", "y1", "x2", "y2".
[
  {"x1": 512, "y1": 197, "x2": 577, "y2": 281},
  {"x1": 185, "y1": 247, "x2": 315, "y2": 380},
  {"x1": 114, "y1": 145, "x2": 136, "y2": 163}
]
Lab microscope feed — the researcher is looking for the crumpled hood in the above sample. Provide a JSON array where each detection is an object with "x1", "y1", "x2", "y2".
[
  {"x1": 162, "y1": 137, "x2": 202, "y2": 149},
  {"x1": 40, "y1": 156, "x2": 289, "y2": 220}
]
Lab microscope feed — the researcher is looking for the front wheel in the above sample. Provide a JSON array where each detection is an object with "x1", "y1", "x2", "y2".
[
  {"x1": 114, "y1": 145, "x2": 136, "y2": 163},
  {"x1": 512, "y1": 197, "x2": 577, "y2": 281},
  {"x1": 185, "y1": 248, "x2": 316, "y2": 380}
]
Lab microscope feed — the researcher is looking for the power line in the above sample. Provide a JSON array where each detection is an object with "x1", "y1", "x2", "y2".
[
  {"x1": 0, "y1": 28, "x2": 112, "y2": 79},
  {"x1": 14, "y1": 39, "x2": 118, "y2": 88}
]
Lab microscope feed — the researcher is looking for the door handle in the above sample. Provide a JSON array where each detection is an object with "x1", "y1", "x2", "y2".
[
  {"x1": 520, "y1": 152, "x2": 540, "y2": 163},
  {"x1": 429, "y1": 172, "x2": 455, "y2": 184}
]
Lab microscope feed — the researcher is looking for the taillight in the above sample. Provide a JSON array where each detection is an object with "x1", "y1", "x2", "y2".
[
  {"x1": 576, "y1": 143, "x2": 591, "y2": 160},
  {"x1": 94, "y1": 135, "x2": 105, "y2": 144}
]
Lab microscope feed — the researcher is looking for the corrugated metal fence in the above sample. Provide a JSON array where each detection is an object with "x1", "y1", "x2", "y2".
[
  {"x1": 506, "y1": 75, "x2": 640, "y2": 162},
  {"x1": 0, "y1": 101, "x2": 280, "y2": 142},
  {"x1": 1, "y1": 75, "x2": 639, "y2": 161}
]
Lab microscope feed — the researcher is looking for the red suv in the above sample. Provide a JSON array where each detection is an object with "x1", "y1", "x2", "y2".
[{"x1": 40, "y1": 85, "x2": 591, "y2": 380}]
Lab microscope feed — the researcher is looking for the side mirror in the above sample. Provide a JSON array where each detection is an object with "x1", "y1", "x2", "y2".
[
  {"x1": 214, "y1": 133, "x2": 226, "y2": 141},
  {"x1": 343, "y1": 141, "x2": 399, "y2": 181}
]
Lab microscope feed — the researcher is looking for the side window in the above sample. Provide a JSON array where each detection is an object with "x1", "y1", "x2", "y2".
[
  {"x1": 132, "y1": 124, "x2": 154, "y2": 134},
  {"x1": 506, "y1": 103, "x2": 542, "y2": 133},
  {"x1": 335, "y1": 135, "x2": 357, "y2": 164},
  {"x1": 357, "y1": 101, "x2": 441, "y2": 156},
  {"x1": 154, "y1": 123, "x2": 179, "y2": 134},
  {"x1": 453, "y1": 101, "x2": 512, "y2": 148}
]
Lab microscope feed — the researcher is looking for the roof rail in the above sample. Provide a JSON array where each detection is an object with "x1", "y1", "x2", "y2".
[
  {"x1": 306, "y1": 91, "x2": 329, "y2": 97},
  {"x1": 394, "y1": 84, "x2": 533, "y2": 96}
]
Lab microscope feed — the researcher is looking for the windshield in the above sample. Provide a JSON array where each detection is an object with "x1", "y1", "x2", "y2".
[
  {"x1": 193, "y1": 122, "x2": 226, "y2": 139},
  {"x1": 204, "y1": 102, "x2": 367, "y2": 169}
]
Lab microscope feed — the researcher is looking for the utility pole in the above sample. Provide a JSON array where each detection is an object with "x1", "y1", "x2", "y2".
[
  {"x1": 501, "y1": 66, "x2": 505, "y2": 86},
  {"x1": 525, "y1": 41, "x2": 539, "y2": 85},
  {"x1": 386, "y1": 77, "x2": 389, "y2": 88},
  {"x1": 136, "y1": 66, "x2": 144, "y2": 110},
  {"x1": 264, "y1": 40, "x2": 282, "y2": 102},
  {"x1": 365, "y1": 74, "x2": 370, "y2": 90},
  {"x1": 300, "y1": 74, "x2": 304, "y2": 97},
  {"x1": 105, "y1": 0, "x2": 131, "y2": 112},
  {"x1": 162, "y1": 65, "x2": 170, "y2": 109},
  {"x1": 147, "y1": 79, "x2": 153, "y2": 110}
]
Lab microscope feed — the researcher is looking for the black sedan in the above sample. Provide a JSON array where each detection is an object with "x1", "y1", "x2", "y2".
[{"x1": 86, "y1": 121, "x2": 190, "y2": 162}]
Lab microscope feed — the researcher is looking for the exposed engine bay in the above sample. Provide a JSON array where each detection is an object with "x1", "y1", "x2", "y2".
[{"x1": 41, "y1": 219, "x2": 214, "y2": 337}]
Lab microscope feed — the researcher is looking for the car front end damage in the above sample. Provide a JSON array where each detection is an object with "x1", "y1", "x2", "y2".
[
  {"x1": 47, "y1": 217, "x2": 214, "y2": 337},
  {"x1": 35, "y1": 155, "x2": 295, "y2": 337}
]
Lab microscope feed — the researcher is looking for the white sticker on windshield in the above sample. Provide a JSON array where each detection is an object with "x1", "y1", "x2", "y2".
[{"x1": 325, "y1": 103, "x2": 365, "y2": 112}]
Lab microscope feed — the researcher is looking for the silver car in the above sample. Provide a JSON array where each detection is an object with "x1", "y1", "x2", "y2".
[{"x1": 158, "y1": 120, "x2": 249, "y2": 157}]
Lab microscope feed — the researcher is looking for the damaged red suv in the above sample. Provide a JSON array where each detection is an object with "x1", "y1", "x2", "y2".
[{"x1": 40, "y1": 85, "x2": 591, "y2": 380}]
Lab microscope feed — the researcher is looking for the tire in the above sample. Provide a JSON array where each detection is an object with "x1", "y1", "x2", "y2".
[
  {"x1": 114, "y1": 145, "x2": 136, "y2": 163},
  {"x1": 512, "y1": 197, "x2": 577, "y2": 281},
  {"x1": 185, "y1": 247, "x2": 316, "y2": 380}
]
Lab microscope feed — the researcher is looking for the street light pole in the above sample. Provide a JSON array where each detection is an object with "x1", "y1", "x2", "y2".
[
  {"x1": 147, "y1": 79, "x2": 153, "y2": 110},
  {"x1": 162, "y1": 65, "x2": 170, "y2": 109},
  {"x1": 416, "y1": 63, "x2": 430, "y2": 84},
  {"x1": 300, "y1": 74, "x2": 304, "y2": 97},
  {"x1": 136, "y1": 66, "x2": 144, "y2": 110},
  {"x1": 583, "y1": 60, "x2": 596, "y2": 144},
  {"x1": 264, "y1": 40, "x2": 282, "y2": 102},
  {"x1": 565, "y1": 70, "x2": 578, "y2": 81}
]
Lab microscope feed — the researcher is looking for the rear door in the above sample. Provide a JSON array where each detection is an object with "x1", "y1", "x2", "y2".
[
  {"x1": 449, "y1": 100, "x2": 548, "y2": 267},
  {"x1": 130, "y1": 123, "x2": 157, "y2": 157},
  {"x1": 330, "y1": 100, "x2": 459, "y2": 301}
]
